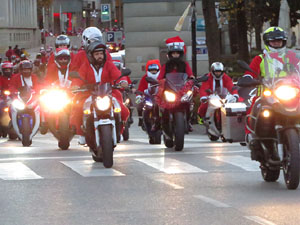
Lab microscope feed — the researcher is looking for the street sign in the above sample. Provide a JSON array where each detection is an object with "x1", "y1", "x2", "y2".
[
  {"x1": 197, "y1": 18, "x2": 205, "y2": 31},
  {"x1": 107, "y1": 32, "x2": 115, "y2": 43},
  {"x1": 101, "y1": 4, "x2": 111, "y2": 22}
]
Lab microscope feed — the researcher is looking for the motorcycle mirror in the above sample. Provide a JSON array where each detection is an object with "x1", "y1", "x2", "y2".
[
  {"x1": 132, "y1": 80, "x2": 138, "y2": 85},
  {"x1": 196, "y1": 74, "x2": 208, "y2": 83},
  {"x1": 237, "y1": 60, "x2": 259, "y2": 78},
  {"x1": 145, "y1": 77, "x2": 159, "y2": 85},
  {"x1": 121, "y1": 68, "x2": 131, "y2": 77},
  {"x1": 237, "y1": 76, "x2": 261, "y2": 87}
]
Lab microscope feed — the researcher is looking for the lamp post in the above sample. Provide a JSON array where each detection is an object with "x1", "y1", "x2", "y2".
[{"x1": 191, "y1": 0, "x2": 197, "y2": 77}]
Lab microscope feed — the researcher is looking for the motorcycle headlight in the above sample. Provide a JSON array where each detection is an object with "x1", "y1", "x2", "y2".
[
  {"x1": 4, "y1": 90, "x2": 10, "y2": 96},
  {"x1": 164, "y1": 91, "x2": 176, "y2": 102},
  {"x1": 12, "y1": 99, "x2": 25, "y2": 110},
  {"x1": 96, "y1": 96, "x2": 111, "y2": 111},
  {"x1": 210, "y1": 98, "x2": 223, "y2": 108},
  {"x1": 274, "y1": 85, "x2": 299, "y2": 101},
  {"x1": 40, "y1": 90, "x2": 70, "y2": 112}
]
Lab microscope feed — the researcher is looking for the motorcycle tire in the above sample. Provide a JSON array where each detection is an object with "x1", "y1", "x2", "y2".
[
  {"x1": 174, "y1": 112, "x2": 185, "y2": 151},
  {"x1": 122, "y1": 122, "x2": 129, "y2": 141},
  {"x1": 39, "y1": 124, "x2": 48, "y2": 135},
  {"x1": 100, "y1": 125, "x2": 114, "y2": 168},
  {"x1": 283, "y1": 129, "x2": 300, "y2": 190},
  {"x1": 261, "y1": 165, "x2": 280, "y2": 182},
  {"x1": 163, "y1": 135, "x2": 174, "y2": 148},
  {"x1": 21, "y1": 117, "x2": 32, "y2": 147},
  {"x1": 115, "y1": 114, "x2": 121, "y2": 143},
  {"x1": 8, "y1": 132, "x2": 18, "y2": 140},
  {"x1": 153, "y1": 131, "x2": 161, "y2": 144},
  {"x1": 58, "y1": 114, "x2": 70, "y2": 150}
]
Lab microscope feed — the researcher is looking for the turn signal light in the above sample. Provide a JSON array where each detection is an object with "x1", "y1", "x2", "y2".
[
  {"x1": 262, "y1": 109, "x2": 270, "y2": 118},
  {"x1": 263, "y1": 90, "x2": 272, "y2": 97}
]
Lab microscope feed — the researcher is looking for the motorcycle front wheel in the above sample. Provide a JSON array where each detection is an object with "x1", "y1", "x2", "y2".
[
  {"x1": 174, "y1": 111, "x2": 185, "y2": 151},
  {"x1": 100, "y1": 125, "x2": 114, "y2": 168},
  {"x1": 122, "y1": 122, "x2": 129, "y2": 141},
  {"x1": 283, "y1": 128, "x2": 300, "y2": 190},
  {"x1": 58, "y1": 114, "x2": 70, "y2": 150},
  {"x1": 21, "y1": 117, "x2": 32, "y2": 147}
]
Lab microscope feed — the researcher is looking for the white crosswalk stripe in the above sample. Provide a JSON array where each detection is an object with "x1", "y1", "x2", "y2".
[
  {"x1": 0, "y1": 162, "x2": 43, "y2": 180},
  {"x1": 207, "y1": 155, "x2": 260, "y2": 171},
  {"x1": 60, "y1": 160, "x2": 125, "y2": 177},
  {"x1": 135, "y1": 157, "x2": 208, "y2": 174}
]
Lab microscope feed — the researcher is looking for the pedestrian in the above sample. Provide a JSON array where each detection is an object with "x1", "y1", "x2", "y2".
[
  {"x1": 5, "y1": 46, "x2": 14, "y2": 61},
  {"x1": 291, "y1": 31, "x2": 296, "y2": 48}
]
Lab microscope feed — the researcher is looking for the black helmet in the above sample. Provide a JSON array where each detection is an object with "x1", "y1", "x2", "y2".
[
  {"x1": 87, "y1": 40, "x2": 106, "y2": 64},
  {"x1": 167, "y1": 43, "x2": 184, "y2": 58}
]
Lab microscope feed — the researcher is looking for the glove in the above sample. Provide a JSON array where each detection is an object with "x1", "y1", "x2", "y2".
[
  {"x1": 234, "y1": 95, "x2": 239, "y2": 103},
  {"x1": 200, "y1": 97, "x2": 208, "y2": 104},
  {"x1": 135, "y1": 95, "x2": 142, "y2": 104}
]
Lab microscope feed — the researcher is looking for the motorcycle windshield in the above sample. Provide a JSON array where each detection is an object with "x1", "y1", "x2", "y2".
[
  {"x1": 263, "y1": 50, "x2": 300, "y2": 86},
  {"x1": 94, "y1": 83, "x2": 112, "y2": 97},
  {"x1": 215, "y1": 87, "x2": 228, "y2": 99},
  {"x1": 165, "y1": 73, "x2": 188, "y2": 92}
]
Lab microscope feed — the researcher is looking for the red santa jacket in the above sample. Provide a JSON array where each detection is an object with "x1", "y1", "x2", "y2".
[
  {"x1": 73, "y1": 60, "x2": 126, "y2": 87},
  {"x1": 157, "y1": 61, "x2": 193, "y2": 80},
  {"x1": 0, "y1": 76, "x2": 13, "y2": 91},
  {"x1": 199, "y1": 72, "x2": 238, "y2": 99},
  {"x1": 44, "y1": 64, "x2": 74, "y2": 87},
  {"x1": 72, "y1": 49, "x2": 113, "y2": 72},
  {"x1": 9, "y1": 73, "x2": 40, "y2": 94}
]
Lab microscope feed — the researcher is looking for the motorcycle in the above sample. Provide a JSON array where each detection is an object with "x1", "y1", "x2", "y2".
[
  {"x1": 39, "y1": 81, "x2": 76, "y2": 150},
  {"x1": 0, "y1": 90, "x2": 18, "y2": 139},
  {"x1": 155, "y1": 73, "x2": 207, "y2": 151},
  {"x1": 136, "y1": 78, "x2": 161, "y2": 144},
  {"x1": 71, "y1": 69, "x2": 131, "y2": 168},
  {"x1": 204, "y1": 87, "x2": 241, "y2": 142},
  {"x1": 10, "y1": 87, "x2": 40, "y2": 146},
  {"x1": 237, "y1": 51, "x2": 300, "y2": 189}
]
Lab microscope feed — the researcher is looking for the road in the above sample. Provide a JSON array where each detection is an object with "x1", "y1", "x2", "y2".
[{"x1": 0, "y1": 119, "x2": 299, "y2": 225}]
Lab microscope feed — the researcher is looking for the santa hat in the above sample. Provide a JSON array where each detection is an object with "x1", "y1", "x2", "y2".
[{"x1": 165, "y1": 36, "x2": 186, "y2": 54}]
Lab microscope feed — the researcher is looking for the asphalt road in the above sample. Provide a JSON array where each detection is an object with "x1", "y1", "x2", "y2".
[{"x1": 0, "y1": 119, "x2": 299, "y2": 225}]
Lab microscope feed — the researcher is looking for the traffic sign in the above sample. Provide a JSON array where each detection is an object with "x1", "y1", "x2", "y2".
[
  {"x1": 107, "y1": 32, "x2": 115, "y2": 43},
  {"x1": 101, "y1": 4, "x2": 111, "y2": 22}
]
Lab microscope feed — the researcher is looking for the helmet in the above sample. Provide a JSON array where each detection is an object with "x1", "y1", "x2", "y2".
[
  {"x1": 1, "y1": 62, "x2": 13, "y2": 78},
  {"x1": 72, "y1": 45, "x2": 78, "y2": 51},
  {"x1": 33, "y1": 59, "x2": 41, "y2": 67},
  {"x1": 36, "y1": 53, "x2": 42, "y2": 59},
  {"x1": 54, "y1": 48, "x2": 71, "y2": 68},
  {"x1": 20, "y1": 54, "x2": 26, "y2": 60},
  {"x1": 87, "y1": 40, "x2": 106, "y2": 64},
  {"x1": 146, "y1": 59, "x2": 161, "y2": 80},
  {"x1": 263, "y1": 26, "x2": 287, "y2": 53},
  {"x1": 211, "y1": 62, "x2": 224, "y2": 80},
  {"x1": 55, "y1": 35, "x2": 70, "y2": 48},
  {"x1": 148, "y1": 64, "x2": 160, "y2": 72},
  {"x1": 19, "y1": 60, "x2": 33, "y2": 77},
  {"x1": 82, "y1": 27, "x2": 103, "y2": 48},
  {"x1": 166, "y1": 36, "x2": 185, "y2": 59},
  {"x1": 11, "y1": 55, "x2": 16, "y2": 60},
  {"x1": 40, "y1": 46, "x2": 45, "y2": 52}
]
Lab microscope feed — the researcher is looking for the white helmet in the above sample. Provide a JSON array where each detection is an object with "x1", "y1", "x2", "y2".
[
  {"x1": 82, "y1": 27, "x2": 103, "y2": 48},
  {"x1": 211, "y1": 62, "x2": 225, "y2": 80}
]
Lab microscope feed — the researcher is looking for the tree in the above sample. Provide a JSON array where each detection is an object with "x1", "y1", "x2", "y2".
[{"x1": 202, "y1": 0, "x2": 221, "y2": 66}]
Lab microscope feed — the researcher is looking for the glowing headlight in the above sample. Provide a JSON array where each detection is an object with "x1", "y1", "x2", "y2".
[
  {"x1": 164, "y1": 91, "x2": 176, "y2": 102},
  {"x1": 125, "y1": 98, "x2": 130, "y2": 105},
  {"x1": 145, "y1": 101, "x2": 153, "y2": 107},
  {"x1": 40, "y1": 90, "x2": 70, "y2": 112},
  {"x1": 210, "y1": 99, "x2": 223, "y2": 108},
  {"x1": 4, "y1": 90, "x2": 10, "y2": 96},
  {"x1": 12, "y1": 99, "x2": 25, "y2": 110},
  {"x1": 274, "y1": 85, "x2": 299, "y2": 101},
  {"x1": 263, "y1": 90, "x2": 272, "y2": 97},
  {"x1": 96, "y1": 96, "x2": 111, "y2": 111}
]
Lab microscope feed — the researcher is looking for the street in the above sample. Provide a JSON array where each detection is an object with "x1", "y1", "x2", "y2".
[{"x1": 0, "y1": 119, "x2": 299, "y2": 225}]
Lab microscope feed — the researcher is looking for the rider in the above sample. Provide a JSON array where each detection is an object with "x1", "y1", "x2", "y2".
[
  {"x1": 198, "y1": 62, "x2": 239, "y2": 118},
  {"x1": 9, "y1": 60, "x2": 40, "y2": 94},
  {"x1": 0, "y1": 61, "x2": 14, "y2": 91},
  {"x1": 238, "y1": 26, "x2": 300, "y2": 156},
  {"x1": 157, "y1": 36, "x2": 194, "y2": 80},
  {"x1": 70, "y1": 40, "x2": 129, "y2": 145},
  {"x1": 136, "y1": 59, "x2": 161, "y2": 126}
]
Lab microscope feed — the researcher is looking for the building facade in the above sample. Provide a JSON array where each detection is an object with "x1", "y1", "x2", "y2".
[
  {"x1": 0, "y1": 0, "x2": 39, "y2": 54},
  {"x1": 123, "y1": 0, "x2": 208, "y2": 78}
]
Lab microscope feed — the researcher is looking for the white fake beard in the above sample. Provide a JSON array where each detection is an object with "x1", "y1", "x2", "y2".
[{"x1": 147, "y1": 71, "x2": 160, "y2": 80}]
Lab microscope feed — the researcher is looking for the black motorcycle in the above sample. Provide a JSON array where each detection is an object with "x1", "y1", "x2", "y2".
[{"x1": 238, "y1": 51, "x2": 300, "y2": 189}]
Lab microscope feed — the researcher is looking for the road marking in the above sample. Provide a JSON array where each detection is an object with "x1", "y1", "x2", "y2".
[
  {"x1": 0, "y1": 150, "x2": 249, "y2": 162},
  {"x1": 0, "y1": 139, "x2": 8, "y2": 144},
  {"x1": 207, "y1": 155, "x2": 260, "y2": 171},
  {"x1": 194, "y1": 195, "x2": 230, "y2": 208},
  {"x1": 60, "y1": 160, "x2": 125, "y2": 177},
  {"x1": 244, "y1": 216, "x2": 277, "y2": 225},
  {"x1": 154, "y1": 178, "x2": 184, "y2": 189},
  {"x1": 0, "y1": 162, "x2": 43, "y2": 180},
  {"x1": 135, "y1": 157, "x2": 208, "y2": 174}
]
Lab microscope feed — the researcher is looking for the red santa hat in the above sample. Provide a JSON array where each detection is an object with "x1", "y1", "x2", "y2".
[{"x1": 165, "y1": 36, "x2": 186, "y2": 54}]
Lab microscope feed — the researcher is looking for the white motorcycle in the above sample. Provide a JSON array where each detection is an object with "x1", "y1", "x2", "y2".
[{"x1": 10, "y1": 87, "x2": 40, "y2": 146}]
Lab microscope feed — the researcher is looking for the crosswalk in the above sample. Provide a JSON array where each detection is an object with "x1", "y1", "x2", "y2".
[{"x1": 0, "y1": 155, "x2": 261, "y2": 181}]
